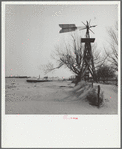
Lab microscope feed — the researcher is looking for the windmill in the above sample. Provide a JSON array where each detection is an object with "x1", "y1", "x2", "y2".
[{"x1": 59, "y1": 20, "x2": 97, "y2": 81}]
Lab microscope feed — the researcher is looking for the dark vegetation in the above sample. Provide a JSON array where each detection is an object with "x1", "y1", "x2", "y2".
[{"x1": 86, "y1": 88, "x2": 104, "y2": 107}]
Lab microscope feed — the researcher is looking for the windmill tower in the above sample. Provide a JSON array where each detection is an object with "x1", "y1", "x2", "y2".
[
  {"x1": 80, "y1": 21, "x2": 97, "y2": 81},
  {"x1": 59, "y1": 20, "x2": 97, "y2": 82}
]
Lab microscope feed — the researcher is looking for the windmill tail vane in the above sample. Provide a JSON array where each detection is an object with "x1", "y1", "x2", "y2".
[{"x1": 59, "y1": 24, "x2": 77, "y2": 33}]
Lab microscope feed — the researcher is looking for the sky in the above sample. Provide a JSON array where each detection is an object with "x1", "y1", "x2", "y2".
[{"x1": 4, "y1": 2, "x2": 119, "y2": 78}]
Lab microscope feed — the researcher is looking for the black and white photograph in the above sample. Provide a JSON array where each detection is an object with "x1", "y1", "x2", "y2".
[
  {"x1": 2, "y1": 1, "x2": 121, "y2": 148},
  {"x1": 4, "y1": 2, "x2": 119, "y2": 114}
]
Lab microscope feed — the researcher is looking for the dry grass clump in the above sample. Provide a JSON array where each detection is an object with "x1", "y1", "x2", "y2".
[
  {"x1": 71, "y1": 81, "x2": 104, "y2": 108},
  {"x1": 86, "y1": 88, "x2": 104, "y2": 107}
]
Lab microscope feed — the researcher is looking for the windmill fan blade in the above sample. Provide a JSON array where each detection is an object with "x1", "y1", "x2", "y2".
[
  {"x1": 89, "y1": 19, "x2": 91, "y2": 26},
  {"x1": 82, "y1": 21, "x2": 87, "y2": 26},
  {"x1": 89, "y1": 29, "x2": 95, "y2": 34},
  {"x1": 90, "y1": 25, "x2": 97, "y2": 28}
]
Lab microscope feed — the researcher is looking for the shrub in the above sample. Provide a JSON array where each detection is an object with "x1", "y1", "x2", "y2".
[{"x1": 86, "y1": 88, "x2": 104, "y2": 107}]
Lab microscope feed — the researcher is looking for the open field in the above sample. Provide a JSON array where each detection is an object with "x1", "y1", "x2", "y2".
[{"x1": 5, "y1": 78, "x2": 118, "y2": 114}]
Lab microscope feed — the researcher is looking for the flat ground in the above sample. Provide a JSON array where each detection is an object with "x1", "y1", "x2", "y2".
[{"x1": 5, "y1": 78, "x2": 118, "y2": 114}]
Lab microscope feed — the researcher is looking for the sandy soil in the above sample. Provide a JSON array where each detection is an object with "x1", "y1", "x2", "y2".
[{"x1": 5, "y1": 78, "x2": 118, "y2": 114}]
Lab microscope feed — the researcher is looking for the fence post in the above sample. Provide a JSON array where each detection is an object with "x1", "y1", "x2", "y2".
[
  {"x1": 116, "y1": 77, "x2": 117, "y2": 86},
  {"x1": 98, "y1": 85, "x2": 100, "y2": 108}
]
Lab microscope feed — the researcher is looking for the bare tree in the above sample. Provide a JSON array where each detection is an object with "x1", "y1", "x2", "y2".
[
  {"x1": 39, "y1": 62, "x2": 54, "y2": 75},
  {"x1": 52, "y1": 33, "x2": 85, "y2": 84},
  {"x1": 105, "y1": 22, "x2": 118, "y2": 71},
  {"x1": 92, "y1": 44, "x2": 107, "y2": 70},
  {"x1": 54, "y1": 34, "x2": 83, "y2": 74}
]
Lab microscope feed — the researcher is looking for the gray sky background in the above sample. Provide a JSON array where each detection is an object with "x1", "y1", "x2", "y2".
[{"x1": 5, "y1": 3, "x2": 118, "y2": 78}]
